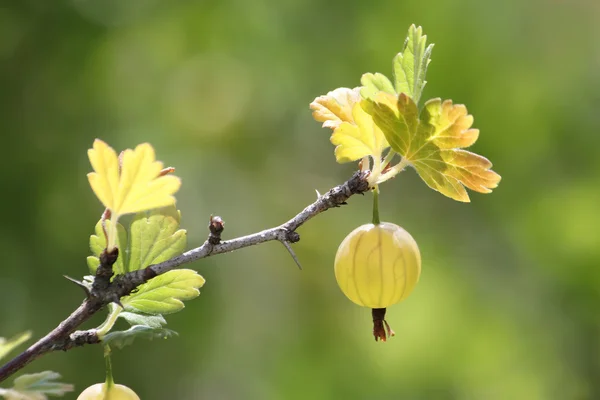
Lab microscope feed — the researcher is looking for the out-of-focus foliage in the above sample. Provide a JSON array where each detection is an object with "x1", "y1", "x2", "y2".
[
  {"x1": 0, "y1": 371, "x2": 73, "y2": 400},
  {"x1": 0, "y1": 0, "x2": 599, "y2": 399}
]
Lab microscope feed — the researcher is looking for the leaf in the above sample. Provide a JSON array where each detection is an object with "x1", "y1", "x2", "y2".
[
  {"x1": 0, "y1": 332, "x2": 31, "y2": 362},
  {"x1": 103, "y1": 326, "x2": 178, "y2": 350},
  {"x1": 330, "y1": 102, "x2": 389, "y2": 163},
  {"x1": 361, "y1": 24, "x2": 433, "y2": 105},
  {"x1": 87, "y1": 205, "x2": 186, "y2": 274},
  {"x1": 127, "y1": 205, "x2": 186, "y2": 273},
  {"x1": 359, "y1": 73, "x2": 395, "y2": 101},
  {"x1": 368, "y1": 92, "x2": 501, "y2": 202},
  {"x1": 0, "y1": 371, "x2": 73, "y2": 400},
  {"x1": 121, "y1": 269, "x2": 205, "y2": 315},
  {"x1": 86, "y1": 219, "x2": 128, "y2": 274},
  {"x1": 87, "y1": 139, "x2": 181, "y2": 218},
  {"x1": 310, "y1": 87, "x2": 361, "y2": 130},
  {"x1": 392, "y1": 24, "x2": 433, "y2": 104},
  {"x1": 118, "y1": 312, "x2": 167, "y2": 329},
  {"x1": 310, "y1": 88, "x2": 389, "y2": 164}
]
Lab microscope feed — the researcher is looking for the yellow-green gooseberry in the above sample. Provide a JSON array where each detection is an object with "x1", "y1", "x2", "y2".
[
  {"x1": 77, "y1": 383, "x2": 140, "y2": 400},
  {"x1": 334, "y1": 222, "x2": 421, "y2": 340}
]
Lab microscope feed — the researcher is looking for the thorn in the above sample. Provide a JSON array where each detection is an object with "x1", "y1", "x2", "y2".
[
  {"x1": 63, "y1": 275, "x2": 91, "y2": 297},
  {"x1": 315, "y1": 189, "x2": 321, "y2": 198},
  {"x1": 280, "y1": 240, "x2": 303, "y2": 270}
]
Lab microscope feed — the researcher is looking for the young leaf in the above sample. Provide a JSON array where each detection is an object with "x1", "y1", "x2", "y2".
[
  {"x1": 121, "y1": 269, "x2": 205, "y2": 315},
  {"x1": 0, "y1": 331, "x2": 31, "y2": 362},
  {"x1": 330, "y1": 103, "x2": 389, "y2": 163},
  {"x1": 368, "y1": 92, "x2": 501, "y2": 202},
  {"x1": 87, "y1": 139, "x2": 181, "y2": 218},
  {"x1": 103, "y1": 326, "x2": 178, "y2": 350},
  {"x1": 359, "y1": 73, "x2": 395, "y2": 102},
  {"x1": 86, "y1": 219, "x2": 128, "y2": 274},
  {"x1": 0, "y1": 371, "x2": 74, "y2": 400},
  {"x1": 127, "y1": 206, "x2": 186, "y2": 273},
  {"x1": 87, "y1": 205, "x2": 186, "y2": 274},
  {"x1": 310, "y1": 88, "x2": 389, "y2": 164},
  {"x1": 310, "y1": 87, "x2": 361, "y2": 130},
  {"x1": 118, "y1": 312, "x2": 167, "y2": 329},
  {"x1": 361, "y1": 24, "x2": 433, "y2": 105},
  {"x1": 393, "y1": 24, "x2": 433, "y2": 104}
]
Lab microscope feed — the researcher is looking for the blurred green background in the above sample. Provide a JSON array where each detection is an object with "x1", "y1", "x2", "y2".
[{"x1": 1, "y1": 0, "x2": 599, "y2": 399}]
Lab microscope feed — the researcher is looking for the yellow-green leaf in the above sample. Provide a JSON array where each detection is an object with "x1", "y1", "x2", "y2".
[
  {"x1": 360, "y1": 72, "x2": 395, "y2": 101},
  {"x1": 368, "y1": 92, "x2": 501, "y2": 202},
  {"x1": 0, "y1": 331, "x2": 31, "y2": 362},
  {"x1": 310, "y1": 88, "x2": 388, "y2": 164},
  {"x1": 310, "y1": 87, "x2": 361, "y2": 130},
  {"x1": 87, "y1": 139, "x2": 181, "y2": 218},
  {"x1": 330, "y1": 102, "x2": 389, "y2": 163},
  {"x1": 121, "y1": 269, "x2": 205, "y2": 315},
  {"x1": 87, "y1": 205, "x2": 185, "y2": 275},
  {"x1": 127, "y1": 205, "x2": 186, "y2": 273}
]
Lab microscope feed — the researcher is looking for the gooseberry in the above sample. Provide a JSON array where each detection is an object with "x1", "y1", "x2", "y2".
[
  {"x1": 77, "y1": 382, "x2": 140, "y2": 400},
  {"x1": 334, "y1": 222, "x2": 421, "y2": 341}
]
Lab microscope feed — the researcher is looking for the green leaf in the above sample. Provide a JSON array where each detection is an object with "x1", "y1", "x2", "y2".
[
  {"x1": 330, "y1": 102, "x2": 389, "y2": 163},
  {"x1": 361, "y1": 24, "x2": 433, "y2": 105},
  {"x1": 127, "y1": 205, "x2": 186, "y2": 273},
  {"x1": 87, "y1": 219, "x2": 128, "y2": 274},
  {"x1": 0, "y1": 332, "x2": 31, "y2": 362},
  {"x1": 87, "y1": 205, "x2": 186, "y2": 274},
  {"x1": 392, "y1": 24, "x2": 434, "y2": 104},
  {"x1": 103, "y1": 326, "x2": 178, "y2": 350},
  {"x1": 118, "y1": 312, "x2": 167, "y2": 329},
  {"x1": 121, "y1": 269, "x2": 205, "y2": 315},
  {"x1": 360, "y1": 73, "x2": 395, "y2": 101},
  {"x1": 0, "y1": 371, "x2": 74, "y2": 400},
  {"x1": 367, "y1": 92, "x2": 501, "y2": 202}
]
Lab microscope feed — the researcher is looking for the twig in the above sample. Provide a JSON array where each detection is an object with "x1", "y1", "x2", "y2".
[{"x1": 0, "y1": 171, "x2": 370, "y2": 383}]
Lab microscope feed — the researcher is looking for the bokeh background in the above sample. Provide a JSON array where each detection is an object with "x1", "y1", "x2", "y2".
[{"x1": 1, "y1": 0, "x2": 599, "y2": 399}]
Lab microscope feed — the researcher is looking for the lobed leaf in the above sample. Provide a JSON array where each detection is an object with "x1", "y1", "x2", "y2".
[
  {"x1": 368, "y1": 92, "x2": 501, "y2": 202},
  {"x1": 121, "y1": 269, "x2": 205, "y2": 315},
  {"x1": 310, "y1": 87, "x2": 361, "y2": 130},
  {"x1": 103, "y1": 326, "x2": 178, "y2": 350},
  {"x1": 310, "y1": 87, "x2": 389, "y2": 164},
  {"x1": 392, "y1": 24, "x2": 434, "y2": 104},
  {"x1": 0, "y1": 332, "x2": 31, "y2": 362},
  {"x1": 87, "y1": 139, "x2": 181, "y2": 218},
  {"x1": 127, "y1": 205, "x2": 186, "y2": 273},
  {"x1": 360, "y1": 72, "x2": 395, "y2": 102},
  {"x1": 330, "y1": 102, "x2": 389, "y2": 163},
  {"x1": 0, "y1": 371, "x2": 73, "y2": 400},
  {"x1": 87, "y1": 205, "x2": 186, "y2": 274},
  {"x1": 361, "y1": 24, "x2": 433, "y2": 105},
  {"x1": 118, "y1": 312, "x2": 167, "y2": 329}
]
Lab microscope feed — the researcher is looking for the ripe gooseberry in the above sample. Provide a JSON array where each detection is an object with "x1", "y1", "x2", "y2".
[
  {"x1": 334, "y1": 222, "x2": 421, "y2": 341},
  {"x1": 77, "y1": 382, "x2": 140, "y2": 400}
]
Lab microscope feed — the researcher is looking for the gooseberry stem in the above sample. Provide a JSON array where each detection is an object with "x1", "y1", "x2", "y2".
[
  {"x1": 104, "y1": 345, "x2": 114, "y2": 390},
  {"x1": 96, "y1": 304, "x2": 122, "y2": 338},
  {"x1": 372, "y1": 185, "x2": 380, "y2": 225}
]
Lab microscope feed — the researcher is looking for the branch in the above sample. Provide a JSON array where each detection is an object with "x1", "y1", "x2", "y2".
[{"x1": 0, "y1": 171, "x2": 370, "y2": 383}]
